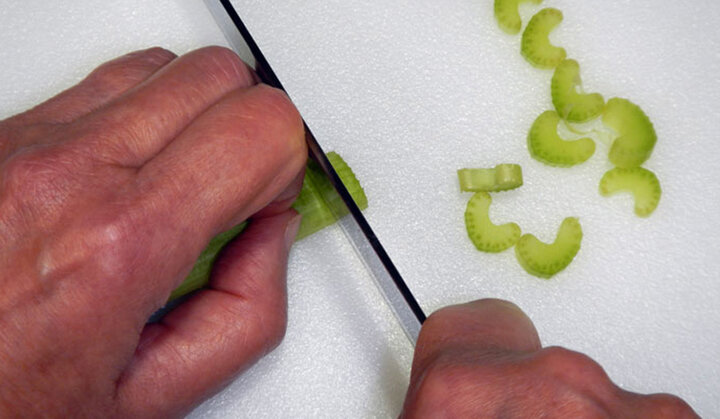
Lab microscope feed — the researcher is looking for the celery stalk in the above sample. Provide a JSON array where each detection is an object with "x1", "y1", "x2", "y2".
[
  {"x1": 292, "y1": 152, "x2": 368, "y2": 240},
  {"x1": 166, "y1": 151, "x2": 367, "y2": 303}
]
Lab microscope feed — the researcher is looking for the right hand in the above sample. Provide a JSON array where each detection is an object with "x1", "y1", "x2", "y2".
[{"x1": 400, "y1": 299, "x2": 698, "y2": 418}]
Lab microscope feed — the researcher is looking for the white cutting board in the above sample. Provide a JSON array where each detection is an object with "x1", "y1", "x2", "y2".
[
  {"x1": 2, "y1": 0, "x2": 719, "y2": 417},
  {"x1": 227, "y1": 0, "x2": 720, "y2": 416},
  {"x1": 0, "y1": 1, "x2": 412, "y2": 417}
]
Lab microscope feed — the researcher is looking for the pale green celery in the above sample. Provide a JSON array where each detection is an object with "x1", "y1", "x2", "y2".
[
  {"x1": 558, "y1": 117, "x2": 615, "y2": 146},
  {"x1": 167, "y1": 223, "x2": 246, "y2": 302},
  {"x1": 458, "y1": 164, "x2": 523, "y2": 192},
  {"x1": 603, "y1": 98, "x2": 657, "y2": 168},
  {"x1": 293, "y1": 152, "x2": 368, "y2": 240},
  {"x1": 528, "y1": 111, "x2": 595, "y2": 167},
  {"x1": 494, "y1": 0, "x2": 543, "y2": 35},
  {"x1": 551, "y1": 59, "x2": 605, "y2": 122},
  {"x1": 465, "y1": 192, "x2": 521, "y2": 253},
  {"x1": 168, "y1": 152, "x2": 367, "y2": 303},
  {"x1": 599, "y1": 167, "x2": 661, "y2": 217},
  {"x1": 515, "y1": 217, "x2": 582, "y2": 278},
  {"x1": 521, "y1": 8, "x2": 566, "y2": 69}
]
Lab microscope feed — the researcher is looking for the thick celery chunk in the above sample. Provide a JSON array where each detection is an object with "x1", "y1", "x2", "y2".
[
  {"x1": 515, "y1": 217, "x2": 582, "y2": 279},
  {"x1": 465, "y1": 192, "x2": 521, "y2": 253},
  {"x1": 168, "y1": 152, "x2": 367, "y2": 303},
  {"x1": 458, "y1": 164, "x2": 523, "y2": 192},
  {"x1": 494, "y1": 0, "x2": 543, "y2": 35},
  {"x1": 528, "y1": 111, "x2": 595, "y2": 167},
  {"x1": 599, "y1": 167, "x2": 661, "y2": 217},
  {"x1": 551, "y1": 59, "x2": 605, "y2": 122},
  {"x1": 521, "y1": 8, "x2": 566, "y2": 69},
  {"x1": 293, "y1": 152, "x2": 368, "y2": 240},
  {"x1": 603, "y1": 98, "x2": 657, "y2": 168}
]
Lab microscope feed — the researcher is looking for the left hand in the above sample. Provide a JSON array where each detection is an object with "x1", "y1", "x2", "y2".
[{"x1": 0, "y1": 46, "x2": 307, "y2": 418}]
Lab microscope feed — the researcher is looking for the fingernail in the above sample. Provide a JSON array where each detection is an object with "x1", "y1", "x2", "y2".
[{"x1": 284, "y1": 213, "x2": 303, "y2": 251}]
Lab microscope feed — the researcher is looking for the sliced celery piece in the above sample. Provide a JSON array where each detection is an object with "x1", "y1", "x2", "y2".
[
  {"x1": 458, "y1": 164, "x2": 523, "y2": 192},
  {"x1": 603, "y1": 98, "x2": 657, "y2": 168},
  {"x1": 521, "y1": 8, "x2": 566, "y2": 69},
  {"x1": 515, "y1": 217, "x2": 582, "y2": 279},
  {"x1": 494, "y1": 0, "x2": 543, "y2": 35},
  {"x1": 168, "y1": 152, "x2": 367, "y2": 303},
  {"x1": 465, "y1": 192, "x2": 521, "y2": 253},
  {"x1": 599, "y1": 167, "x2": 661, "y2": 217},
  {"x1": 551, "y1": 59, "x2": 605, "y2": 122},
  {"x1": 528, "y1": 111, "x2": 596, "y2": 167}
]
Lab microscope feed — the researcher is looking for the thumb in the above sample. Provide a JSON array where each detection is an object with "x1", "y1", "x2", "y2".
[{"x1": 116, "y1": 209, "x2": 301, "y2": 418}]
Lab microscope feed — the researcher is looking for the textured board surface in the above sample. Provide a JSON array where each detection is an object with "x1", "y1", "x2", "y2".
[{"x1": 2, "y1": 0, "x2": 720, "y2": 417}]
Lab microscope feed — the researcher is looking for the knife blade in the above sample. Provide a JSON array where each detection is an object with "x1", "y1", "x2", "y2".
[{"x1": 203, "y1": 0, "x2": 426, "y2": 343}]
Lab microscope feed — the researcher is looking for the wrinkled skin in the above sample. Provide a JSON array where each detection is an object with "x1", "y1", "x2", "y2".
[
  {"x1": 0, "y1": 47, "x2": 699, "y2": 418},
  {"x1": 400, "y1": 299, "x2": 698, "y2": 418},
  {"x1": 0, "y1": 46, "x2": 307, "y2": 418}
]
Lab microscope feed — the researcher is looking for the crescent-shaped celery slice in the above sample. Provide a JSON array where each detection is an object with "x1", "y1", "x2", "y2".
[{"x1": 521, "y1": 8, "x2": 566, "y2": 69}]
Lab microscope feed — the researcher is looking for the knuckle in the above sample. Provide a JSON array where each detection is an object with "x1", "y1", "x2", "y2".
[
  {"x1": 74, "y1": 211, "x2": 142, "y2": 281},
  {"x1": 1, "y1": 149, "x2": 71, "y2": 210},
  {"x1": 413, "y1": 362, "x2": 469, "y2": 411},
  {"x1": 534, "y1": 346, "x2": 612, "y2": 387},
  {"x1": 230, "y1": 299, "x2": 288, "y2": 353},
  {"x1": 553, "y1": 395, "x2": 610, "y2": 418},
  {"x1": 2, "y1": 150, "x2": 40, "y2": 184},
  {"x1": 81, "y1": 115, "x2": 150, "y2": 164},
  {"x1": 191, "y1": 46, "x2": 256, "y2": 89},
  {"x1": 87, "y1": 49, "x2": 172, "y2": 93},
  {"x1": 407, "y1": 352, "x2": 614, "y2": 418},
  {"x1": 645, "y1": 393, "x2": 697, "y2": 418},
  {"x1": 208, "y1": 249, "x2": 289, "y2": 352},
  {"x1": 129, "y1": 46, "x2": 177, "y2": 67},
  {"x1": 408, "y1": 358, "x2": 491, "y2": 417},
  {"x1": 90, "y1": 213, "x2": 139, "y2": 266},
  {"x1": 239, "y1": 265, "x2": 288, "y2": 346},
  {"x1": 256, "y1": 307, "x2": 288, "y2": 350}
]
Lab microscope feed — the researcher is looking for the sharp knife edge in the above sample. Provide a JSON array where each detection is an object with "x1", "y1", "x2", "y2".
[{"x1": 203, "y1": 0, "x2": 427, "y2": 343}]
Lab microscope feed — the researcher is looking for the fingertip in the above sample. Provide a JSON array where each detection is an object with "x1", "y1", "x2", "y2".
[
  {"x1": 185, "y1": 46, "x2": 257, "y2": 92},
  {"x1": 245, "y1": 84, "x2": 307, "y2": 159}
]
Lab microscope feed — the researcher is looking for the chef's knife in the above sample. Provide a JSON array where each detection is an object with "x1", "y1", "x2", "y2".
[{"x1": 203, "y1": 0, "x2": 426, "y2": 343}]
